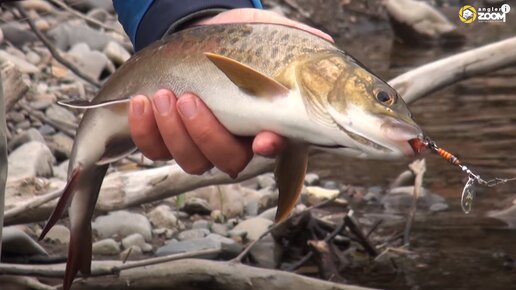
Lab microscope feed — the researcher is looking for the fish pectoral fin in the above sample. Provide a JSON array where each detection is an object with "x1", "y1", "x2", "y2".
[
  {"x1": 274, "y1": 141, "x2": 309, "y2": 223},
  {"x1": 96, "y1": 134, "x2": 136, "y2": 166},
  {"x1": 204, "y1": 52, "x2": 290, "y2": 98},
  {"x1": 58, "y1": 98, "x2": 131, "y2": 109}
]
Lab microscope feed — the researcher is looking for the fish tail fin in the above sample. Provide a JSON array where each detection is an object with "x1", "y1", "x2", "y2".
[
  {"x1": 63, "y1": 165, "x2": 108, "y2": 290},
  {"x1": 39, "y1": 166, "x2": 82, "y2": 240}
]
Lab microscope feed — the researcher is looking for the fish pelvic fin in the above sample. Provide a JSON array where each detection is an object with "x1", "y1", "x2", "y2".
[
  {"x1": 64, "y1": 165, "x2": 108, "y2": 290},
  {"x1": 274, "y1": 141, "x2": 309, "y2": 223},
  {"x1": 39, "y1": 166, "x2": 82, "y2": 240},
  {"x1": 204, "y1": 52, "x2": 290, "y2": 98},
  {"x1": 58, "y1": 98, "x2": 131, "y2": 110}
]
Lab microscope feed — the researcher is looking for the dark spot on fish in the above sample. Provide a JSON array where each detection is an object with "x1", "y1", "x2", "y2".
[
  {"x1": 255, "y1": 47, "x2": 263, "y2": 57},
  {"x1": 271, "y1": 47, "x2": 278, "y2": 59},
  {"x1": 219, "y1": 47, "x2": 228, "y2": 55},
  {"x1": 281, "y1": 34, "x2": 290, "y2": 42},
  {"x1": 245, "y1": 54, "x2": 253, "y2": 64},
  {"x1": 230, "y1": 38, "x2": 239, "y2": 45}
]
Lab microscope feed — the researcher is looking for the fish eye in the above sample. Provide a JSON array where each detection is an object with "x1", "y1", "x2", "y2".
[{"x1": 375, "y1": 90, "x2": 395, "y2": 106}]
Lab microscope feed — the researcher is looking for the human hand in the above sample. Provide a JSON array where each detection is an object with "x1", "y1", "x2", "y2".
[{"x1": 128, "y1": 9, "x2": 333, "y2": 177}]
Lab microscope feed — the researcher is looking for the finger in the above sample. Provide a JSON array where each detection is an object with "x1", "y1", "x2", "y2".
[
  {"x1": 151, "y1": 89, "x2": 213, "y2": 175},
  {"x1": 177, "y1": 93, "x2": 253, "y2": 177},
  {"x1": 128, "y1": 95, "x2": 171, "y2": 160},
  {"x1": 201, "y1": 8, "x2": 334, "y2": 43},
  {"x1": 253, "y1": 131, "x2": 287, "y2": 158}
]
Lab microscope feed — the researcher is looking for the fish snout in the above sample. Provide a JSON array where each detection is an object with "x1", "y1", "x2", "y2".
[{"x1": 381, "y1": 117, "x2": 424, "y2": 156}]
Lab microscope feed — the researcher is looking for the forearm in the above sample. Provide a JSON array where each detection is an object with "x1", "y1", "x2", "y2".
[{"x1": 113, "y1": 0, "x2": 263, "y2": 51}]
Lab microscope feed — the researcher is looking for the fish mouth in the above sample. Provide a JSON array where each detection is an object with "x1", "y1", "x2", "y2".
[{"x1": 381, "y1": 117, "x2": 423, "y2": 157}]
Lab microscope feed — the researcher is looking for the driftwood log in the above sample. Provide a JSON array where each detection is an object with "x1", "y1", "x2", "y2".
[
  {"x1": 0, "y1": 259, "x2": 374, "y2": 290},
  {"x1": 0, "y1": 58, "x2": 7, "y2": 256}
]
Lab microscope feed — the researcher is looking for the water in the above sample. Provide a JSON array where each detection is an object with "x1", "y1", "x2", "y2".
[{"x1": 308, "y1": 8, "x2": 516, "y2": 289}]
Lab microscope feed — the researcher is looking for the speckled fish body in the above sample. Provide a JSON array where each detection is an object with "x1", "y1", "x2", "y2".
[{"x1": 40, "y1": 23, "x2": 423, "y2": 290}]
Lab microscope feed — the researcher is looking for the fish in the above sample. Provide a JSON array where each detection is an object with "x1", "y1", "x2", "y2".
[{"x1": 38, "y1": 23, "x2": 424, "y2": 289}]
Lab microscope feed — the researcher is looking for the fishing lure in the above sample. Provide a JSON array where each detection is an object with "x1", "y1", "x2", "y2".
[{"x1": 421, "y1": 137, "x2": 516, "y2": 214}]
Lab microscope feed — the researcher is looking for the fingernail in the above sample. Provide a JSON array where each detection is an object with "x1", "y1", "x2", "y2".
[
  {"x1": 153, "y1": 92, "x2": 171, "y2": 115},
  {"x1": 178, "y1": 95, "x2": 198, "y2": 119},
  {"x1": 131, "y1": 96, "x2": 145, "y2": 116}
]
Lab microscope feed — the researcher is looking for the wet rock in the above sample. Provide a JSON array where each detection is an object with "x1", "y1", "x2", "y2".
[
  {"x1": 249, "y1": 233, "x2": 276, "y2": 268},
  {"x1": 0, "y1": 23, "x2": 37, "y2": 47},
  {"x1": 21, "y1": 0, "x2": 54, "y2": 13},
  {"x1": 382, "y1": 186, "x2": 447, "y2": 212},
  {"x1": 206, "y1": 233, "x2": 242, "y2": 256},
  {"x1": 0, "y1": 50, "x2": 39, "y2": 74},
  {"x1": 38, "y1": 125, "x2": 56, "y2": 136},
  {"x1": 43, "y1": 225, "x2": 70, "y2": 244},
  {"x1": 321, "y1": 180, "x2": 339, "y2": 189},
  {"x1": 67, "y1": 43, "x2": 113, "y2": 80},
  {"x1": 429, "y1": 202, "x2": 449, "y2": 212},
  {"x1": 93, "y1": 211, "x2": 152, "y2": 241},
  {"x1": 16, "y1": 120, "x2": 31, "y2": 130},
  {"x1": 211, "y1": 223, "x2": 228, "y2": 236},
  {"x1": 147, "y1": 205, "x2": 178, "y2": 229},
  {"x1": 384, "y1": 0, "x2": 465, "y2": 46},
  {"x1": 488, "y1": 205, "x2": 516, "y2": 228},
  {"x1": 92, "y1": 238, "x2": 120, "y2": 255},
  {"x1": 8, "y1": 111, "x2": 25, "y2": 123},
  {"x1": 70, "y1": 0, "x2": 114, "y2": 12},
  {"x1": 232, "y1": 217, "x2": 272, "y2": 241},
  {"x1": 363, "y1": 186, "x2": 384, "y2": 203},
  {"x1": 122, "y1": 233, "x2": 153, "y2": 253},
  {"x1": 25, "y1": 51, "x2": 42, "y2": 65},
  {"x1": 182, "y1": 197, "x2": 212, "y2": 215},
  {"x1": 304, "y1": 173, "x2": 320, "y2": 185},
  {"x1": 30, "y1": 100, "x2": 53, "y2": 110},
  {"x1": 258, "y1": 207, "x2": 277, "y2": 221},
  {"x1": 8, "y1": 141, "x2": 55, "y2": 181},
  {"x1": 210, "y1": 209, "x2": 224, "y2": 223},
  {"x1": 156, "y1": 238, "x2": 220, "y2": 257},
  {"x1": 47, "y1": 132, "x2": 74, "y2": 159},
  {"x1": 103, "y1": 41, "x2": 131, "y2": 65},
  {"x1": 87, "y1": 8, "x2": 110, "y2": 22},
  {"x1": 244, "y1": 187, "x2": 278, "y2": 216},
  {"x1": 302, "y1": 186, "x2": 340, "y2": 206},
  {"x1": 2, "y1": 226, "x2": 48, "y2": 257},
  {"x1": 48, "y1": 22, "x2": 113, "y2": 51},
  {"x1": 185, "y1": 185, "x2": 245, "y2": 217},
  {"x1": 257, "y1": 173, "x2": 276, "y2": 189},
  {"x1": 45, "y1": 104, "x2": 77, "y2": 127},
  {"x1": 240, "y1": 177, "x2": 259, "y2": 190},
  {"x1": 53, "y1": 160, "x2": 69, "y2": 180},
  {"x1": 177, "y1": 229, "x2": 210, "y2": 241},
  {"x1": 8, "y1": 128, "x2": 45, "y2": 150},
  {"x1": 192, "y1": 220, "x2": 210, "y2": 230}
]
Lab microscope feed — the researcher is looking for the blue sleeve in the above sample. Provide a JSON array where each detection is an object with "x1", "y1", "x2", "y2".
[{"x1": 113, "y1": 0, "x2": 263, "y2": 51}]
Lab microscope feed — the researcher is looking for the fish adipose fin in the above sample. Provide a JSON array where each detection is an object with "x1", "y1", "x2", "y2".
[
  {"x1": 58, "y1": 98, "x2": 131, "y2": 109},
  {"x1": 274, "y1": 142, "x2": 309, "y2": 222},
  {"x1": 204, "y1": 52, "x2": 290, "y2": 98}
]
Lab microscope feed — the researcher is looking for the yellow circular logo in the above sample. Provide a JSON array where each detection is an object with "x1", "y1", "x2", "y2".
[{"x1": 459, "y1": 5, "x2": 477, "y2": 23}]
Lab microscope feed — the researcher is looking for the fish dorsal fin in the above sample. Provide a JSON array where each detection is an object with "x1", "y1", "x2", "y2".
[
  {"x1": 274, "y1": 141, "x2": 309, "y2": 223},
  {"x1": 58, "y1": 98, "x2": 131, "y2": 109},
  {"x1": 204, "y1": 52, "x2": 290, "y2": 98}
]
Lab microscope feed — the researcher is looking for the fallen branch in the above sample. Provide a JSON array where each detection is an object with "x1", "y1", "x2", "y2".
[
  {"x1": 403, "y1": 159, "x2": 426, "y2": 246},
  {"x1": 4, "y1": 188, "x2": 62, "y2": 221},
  {"x1": 344, "y1": 210, "x2": 378, "y2": 257},
  {"x1": 4, "y1": 157, "x2": 274, "y2": 225},
  {"x1": 13, "y1": 3, "x2": 101, "y2": 88},
  {"x1": 389, "y1": 36, "x2": 516, "y2": 103},
  {"x1": 0, "y1": 259, "x2": 374, "y2": 290}
]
